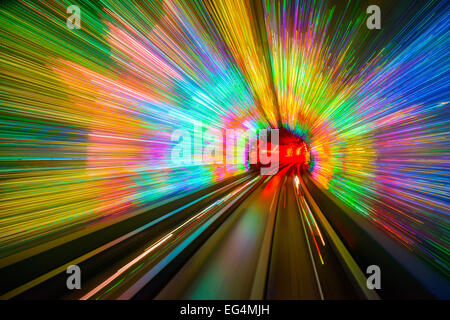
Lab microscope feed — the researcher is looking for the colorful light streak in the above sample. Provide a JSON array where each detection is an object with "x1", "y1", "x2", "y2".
[{"x1": 0, "y1": 0, "x2": 449, "y2": 278}]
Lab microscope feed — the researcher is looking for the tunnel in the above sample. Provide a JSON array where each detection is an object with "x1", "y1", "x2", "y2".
[{"x1": 0, "y1": 0, "x2": 449, "y2": 303}]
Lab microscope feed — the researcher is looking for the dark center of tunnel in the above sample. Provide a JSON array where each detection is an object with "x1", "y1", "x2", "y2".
[
  {"x1": 278, "y1": 128, "x2": 310, "y2": 168},
  {"x1": 248, "y1": 128, "x2": 311, "y2": 171}
]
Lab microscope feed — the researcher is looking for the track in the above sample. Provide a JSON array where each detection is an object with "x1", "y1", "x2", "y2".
[
  {"x1": 1, "y1": 166, "x2": 445, "y2": 300},
  {"x1": 156, "y1": 166, "x2": 359, "y2": 299},
  {"x1": 266, "y1": 168, "x2": 357, "y2": 299}
]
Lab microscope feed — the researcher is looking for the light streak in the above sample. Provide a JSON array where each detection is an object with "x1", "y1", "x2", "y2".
[{"x1": 80, "y1": 233, "x2": 173, "y2": 300}]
